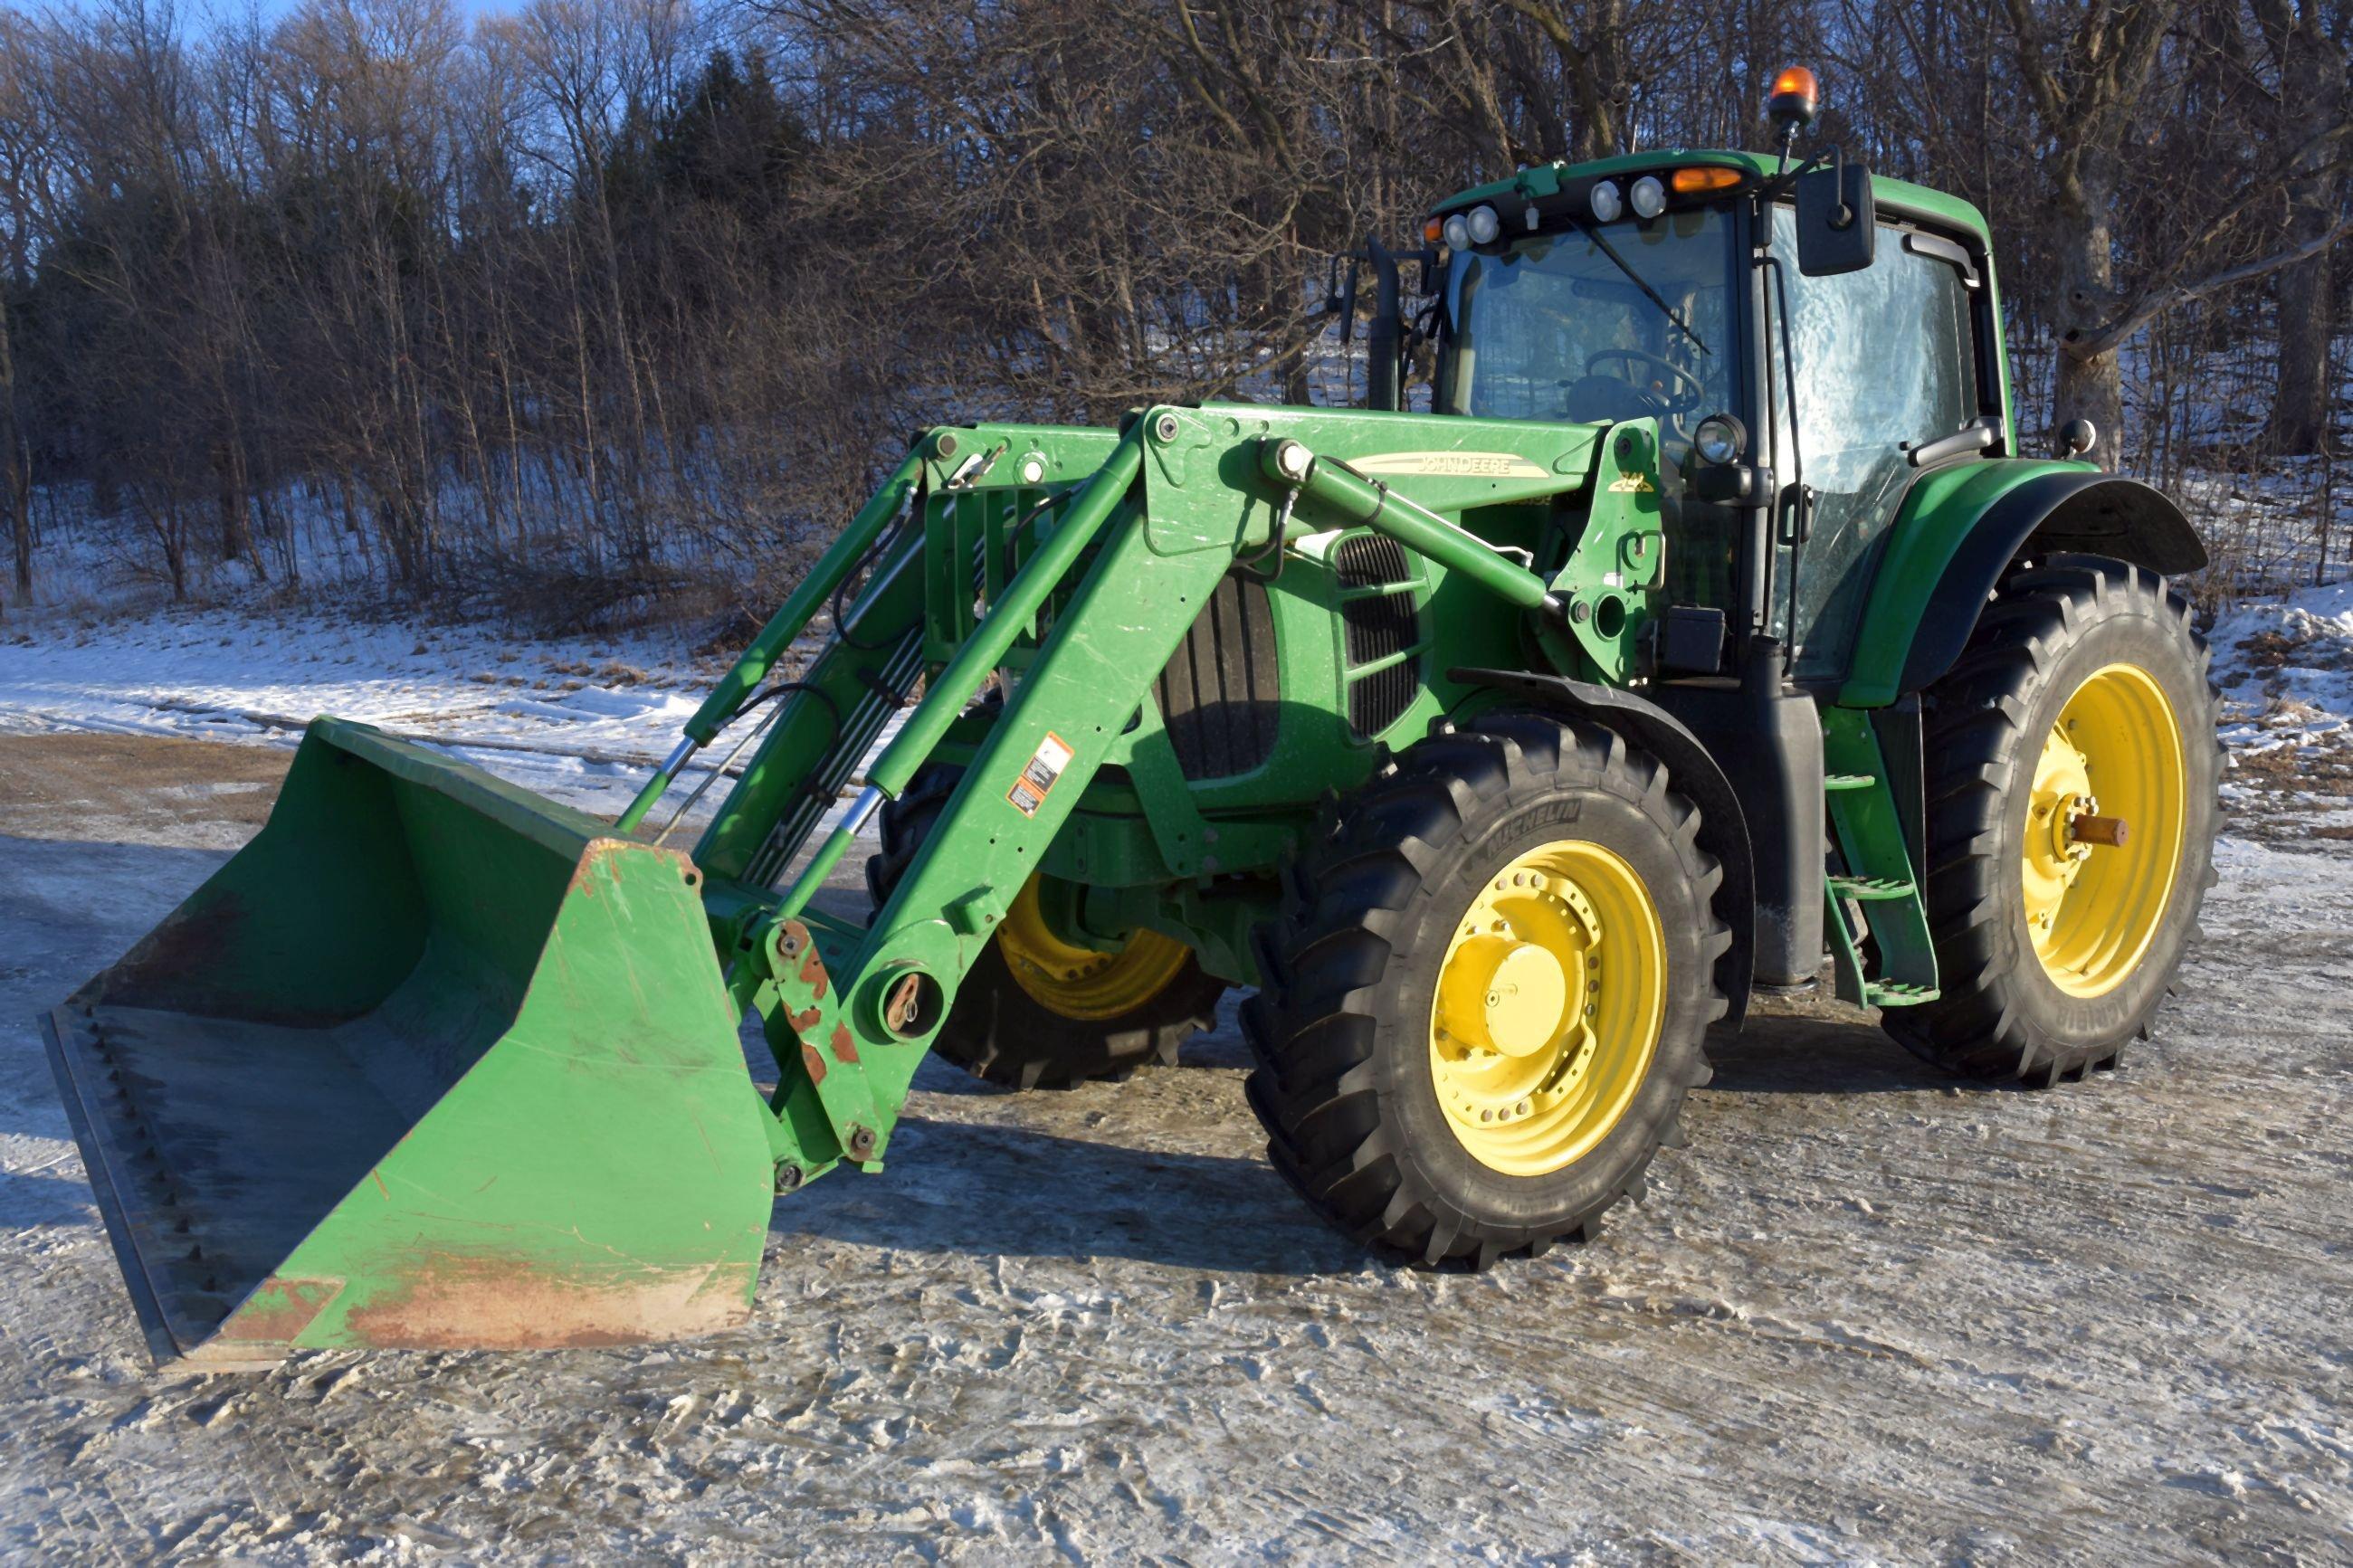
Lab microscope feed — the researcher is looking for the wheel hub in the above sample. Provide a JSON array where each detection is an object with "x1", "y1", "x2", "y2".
[
  {"x1": 1440, "y1": 935, "x2": 1577, "y2": 1057},
  {"x1": 2020, "y1": 663, "x2": 2188, "y2": 998},
  {"x1": 1428, "y1": 841, "x2": 1666, "y2": 1176},
  {"x1": 2024, "y1": 728, "x2": 2096, "y2": 936}
]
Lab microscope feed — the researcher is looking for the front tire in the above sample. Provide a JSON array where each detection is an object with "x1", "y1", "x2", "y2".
[
  {"x1": 1243, "y1": 713, "x2": 1729, "y2": 1269},
  {"x1": 1885, "y1": 557, "x2": 2220, "y2": 1084}
]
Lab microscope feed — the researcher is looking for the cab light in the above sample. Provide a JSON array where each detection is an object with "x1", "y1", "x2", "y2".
[
  {"x1": 1671, "y1": 166, "x2": 1746, "y2": 195},
  {"x1": 1443, "y1": 214, "x2": 1472, "y2": 250},
  {"x1": 1590, "y1": 181, "x2": 1624, "y2": 222},
  {"x1": 1466, "y1": 204, "x2": 1501, "y2": 244},
  {"x1": 1694, "y1": 413, "x2": 1748, "y2": 466},
  {"x1": 1424, "y1": 217, "x2": 1443, "y2": 242},
  {"x1": 1629, "y1": 176, "x2": 1667, "y2": 220}
]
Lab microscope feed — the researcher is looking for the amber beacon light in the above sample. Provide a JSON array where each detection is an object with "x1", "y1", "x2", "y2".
[{"x1": 1767, "y1": 66, "x2": 1820, "y2": 130}]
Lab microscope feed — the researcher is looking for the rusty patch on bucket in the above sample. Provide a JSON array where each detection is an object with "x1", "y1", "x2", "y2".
[
  {"x1": 832, "y1": 1023, "x2": 860, "y2": 1065},
  {"x1": 215, "y1": 1277, "x2": 344, "y2": 1344},
  {"x1": 343, "y1": 1255, "x2": 756, "y2": 1351},
  {"x1": 800, "y1": 1041, "x2": 827, "y2": 1085}
]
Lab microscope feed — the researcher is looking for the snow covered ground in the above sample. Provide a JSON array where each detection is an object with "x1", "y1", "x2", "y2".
[
  {"x1": 2208, "y1": 579, "x2": 2353, "y2": 829},
  {"x1": 7, "y1": 570, "x2": 2352, "y2": 836},
  {"x1": 0, "y1": 596, "x2": 2349, "y2": 1562},
  {"x1": 0, "y1": 608, "x2": 735, "y2": 817}
]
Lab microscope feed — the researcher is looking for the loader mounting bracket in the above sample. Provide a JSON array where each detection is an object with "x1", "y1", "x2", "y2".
[{"x1": 759, "y1": 917, "x2": 889, "y2": 1169}]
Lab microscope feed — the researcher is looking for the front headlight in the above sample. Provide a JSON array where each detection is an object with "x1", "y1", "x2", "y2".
[
  {"x1": 1443, "y1": 214, "x2": 1472, "y2": 250},
  {"x1": 1589, "y1": 181, "x2": 1623, "y2": 223},
  {"x1": 1630, "y1": 175, "x2": 1667, "y2": 220},
  {"x1": 1466, "y1": 204, "x2": 1500, "y2": 244},
  {"x1": 1693, "y1": 413, "x2": 1747, "y2": 466}
]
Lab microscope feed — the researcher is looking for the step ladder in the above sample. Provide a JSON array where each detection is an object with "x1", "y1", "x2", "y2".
[{"x1": 1820, "y1": 707, "x2": 1939, "y2": 1008}]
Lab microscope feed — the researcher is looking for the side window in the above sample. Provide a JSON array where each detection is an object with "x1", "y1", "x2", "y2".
[{"x1": 1768, "y1": 210, "x2": 1980, "y2": 677}]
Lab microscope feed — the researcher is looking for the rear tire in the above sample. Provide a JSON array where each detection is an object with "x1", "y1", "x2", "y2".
[
  {"x1": 1243, "y1": 713, "x2": 1729, "y2": 1269},
  {"x1": 866, "y1": 767, "x2": 1226, "y2": 1089},
  {"x1": 1884, "y1": 557, "x2": 2220, "y2": 1084}
]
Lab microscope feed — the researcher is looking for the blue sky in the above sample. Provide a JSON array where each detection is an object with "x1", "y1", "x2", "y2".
[{"x1": 235, "y1": 0, "x2": 521, "y2": 21}]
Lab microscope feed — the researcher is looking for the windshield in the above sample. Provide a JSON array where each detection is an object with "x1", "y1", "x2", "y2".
[{"x1": 1440, "y1": 207, "x2": 1739, "y2": 428}]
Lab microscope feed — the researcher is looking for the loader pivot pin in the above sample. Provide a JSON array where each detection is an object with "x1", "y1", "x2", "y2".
[{"x1": 877, "y1": 966, "x2": 945, "y2": 1041}]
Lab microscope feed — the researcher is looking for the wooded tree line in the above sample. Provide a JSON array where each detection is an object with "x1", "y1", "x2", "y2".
[{"x1": 0, "y1": 0, "x2": 2346, "y2": 618}]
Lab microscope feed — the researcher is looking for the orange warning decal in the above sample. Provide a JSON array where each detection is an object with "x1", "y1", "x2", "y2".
[{"x1": 1006, "y1": 731, "x2": 1075, "y2": 817}]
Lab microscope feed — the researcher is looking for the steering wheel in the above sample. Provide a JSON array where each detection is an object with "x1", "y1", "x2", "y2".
[{"x1": 1584, "y1": 348, "x2": 1706, "y2": 413}]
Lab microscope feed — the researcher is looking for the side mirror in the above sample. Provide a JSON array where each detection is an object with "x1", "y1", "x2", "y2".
[{"x1": 1795, "y1": 156, "x2": 1875, "y2": 277}]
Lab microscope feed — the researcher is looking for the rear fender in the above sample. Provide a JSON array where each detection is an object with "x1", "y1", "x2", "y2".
[
  {"x1": 1840, "y1": 463, "x2": 2205, "y2": 707},
  {"x1": 1452, "y1": 668, "x2": 1754, "y2": 1033}
]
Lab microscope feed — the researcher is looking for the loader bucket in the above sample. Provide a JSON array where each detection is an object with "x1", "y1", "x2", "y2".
[{"x1": 42, "y1": 718, "x2": 776, "y2": 1371}]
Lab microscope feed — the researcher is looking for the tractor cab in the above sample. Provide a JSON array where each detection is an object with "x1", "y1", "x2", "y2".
[{"x1": 1421, "y1": 143, "x2": 2005, "y2": 685}]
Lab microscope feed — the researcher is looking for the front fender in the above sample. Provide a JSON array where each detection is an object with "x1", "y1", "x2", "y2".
[{"x1": 1839, "y1": 461, "x2": 2206, "y2": 708}]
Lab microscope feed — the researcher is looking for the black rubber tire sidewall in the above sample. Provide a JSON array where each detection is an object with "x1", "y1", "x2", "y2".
[
  {"x1": 1380, "y1": 783, "x2": 1713, "y2": 1231},
  {"x1": 1986, "y1": 597, "x2": 2218, "y2": 1051}
]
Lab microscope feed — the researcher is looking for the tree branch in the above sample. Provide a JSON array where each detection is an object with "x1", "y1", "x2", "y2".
[{"x1": 2075, "y1": 210, "x2": 2353, "y2": 356}]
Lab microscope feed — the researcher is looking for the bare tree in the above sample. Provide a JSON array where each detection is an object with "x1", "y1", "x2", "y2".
[
  {"x1": 2253, "y1": 0, "x2": 2351, "y2": 451},
  {"x1": 0, "y1": 0, "x2": 2342, "y2": 613},
  {"x1": 1995, "y1": 0, "x2": 2351, "y2": 460}
]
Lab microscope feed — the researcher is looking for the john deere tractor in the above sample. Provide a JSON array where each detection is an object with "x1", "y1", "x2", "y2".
[{"x1": 48, "y1": 72, "x2": 2216, "y2": 1366}]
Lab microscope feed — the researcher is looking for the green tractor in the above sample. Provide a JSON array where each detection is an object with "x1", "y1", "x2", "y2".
[{"x1": 47, "y1": 75, "x2": 2217, "y2": 1366}]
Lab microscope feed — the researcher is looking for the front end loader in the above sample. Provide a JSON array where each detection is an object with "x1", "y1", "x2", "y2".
[{"x1": 49, "y1": 75, "x2": 2219, "y2": 1367}]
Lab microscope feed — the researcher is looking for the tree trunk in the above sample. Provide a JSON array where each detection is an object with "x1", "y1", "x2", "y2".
[
  {"x1": 0, "y1": 295, "x2": 28, "y2": 602},
  {"x1": 2050, "y1": 156, "x2": 2128, "y2": 467},
  {"x1": 2272, "y1": 249, "x2": 2336, "y2": 453},
  {"x1": 2, "y1": 450, "x2": 26, "y2": 603},
  {"x1": 2267, "y1": 4, "x2": 2347, "y2": 454},
  {"x1": 214, "y1": 438, "x2": 261, "y2": 575}
]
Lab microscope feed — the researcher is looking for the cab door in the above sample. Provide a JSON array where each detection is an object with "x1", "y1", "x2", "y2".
[{"x1": 1765, "y1": 210, "x2": 1989, "y2": 679}]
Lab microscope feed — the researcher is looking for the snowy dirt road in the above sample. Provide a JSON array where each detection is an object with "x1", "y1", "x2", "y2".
[{"x1": 1, "y1": 730, "x2": 2348, "y2": 1564}]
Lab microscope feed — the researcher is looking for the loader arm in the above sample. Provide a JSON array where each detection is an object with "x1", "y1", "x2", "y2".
[{"x1": 709, "y1": 420, "x2": 1266, "y2": 1184}]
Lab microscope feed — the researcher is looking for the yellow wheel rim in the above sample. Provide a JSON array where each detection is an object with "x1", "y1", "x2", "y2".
[
  {"x1": 2023, "y1": 662, "x2": 2187, "y2": 998},
  {"x1": 996, "y1": 875, "x2": 1192, "y2": 1020},
  {"x1": 1427, "y1": 840, "x2": 1668, "y2": 1176}
]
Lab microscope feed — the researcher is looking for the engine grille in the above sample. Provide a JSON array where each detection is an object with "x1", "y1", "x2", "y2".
[
  {"x1": 1333, "y1": 533, "x2": 1420, "y2": 738},
  {"x1": 1156, "y1": 572, "x2": 1280, "y2": 779}
]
